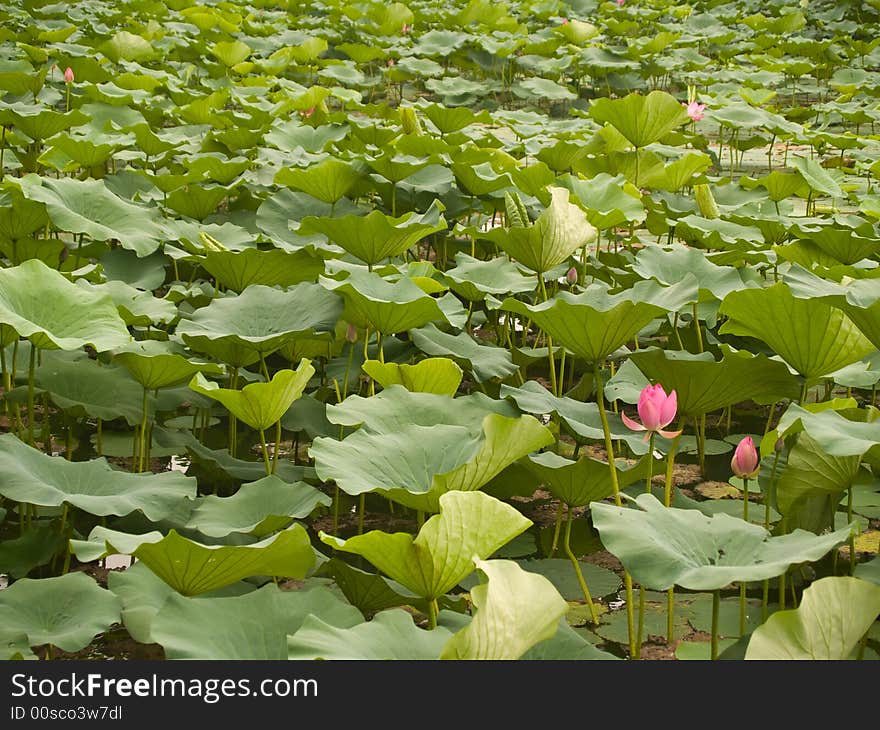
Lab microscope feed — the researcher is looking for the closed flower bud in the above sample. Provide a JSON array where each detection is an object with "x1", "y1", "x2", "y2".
[
  {"x1": 63, "y1": 67, "x2": 74, "y2": 84},
  {"x1": 731, "y1": 436, "x2": 760, "y2": 479}
]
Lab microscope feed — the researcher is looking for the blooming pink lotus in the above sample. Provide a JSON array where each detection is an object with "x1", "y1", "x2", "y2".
[
  {"x1": 685, "y1": 101, "x2": 706, "y2": 122},
  {"x1": 63, "y1": 67, "x2": 74, "y2": 84},
  {"x1": 622, "y1": 383, "x2": 681, "y2": 440},
  {"x1": 616, "y1": 0, "x2": 625, "y2": 6},
  {"x1": 731, "y1": 436, "x2": 760, "y2": 479}
]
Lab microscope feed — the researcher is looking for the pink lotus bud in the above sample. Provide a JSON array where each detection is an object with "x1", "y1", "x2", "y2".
[
  {"x1": 63, "y1": 67, "x2": 74, "y2": 84},
  {"x1": 345, "y1": 323, "x2": 358, "y2": 343},
  {"x1": 621, "y1": 383, "x2": 681, "y2": 441},
  {"x1": 774, "y1": 436, "x2": 784, "y2": 452},
  {"x1": 387, "y1": 58, "x2": 395, "y2": 66},
  {"x1": 561, "y1": 18, "x2": 569, "y2": 24},
  {"x1": 616, "y1": 0, "x2": 625, "y2": 6},
  {"x1": 731, "y1": 436, "x2": 760, "y2": 479},
  {"x1": 302, "y1": 106, "x2": 315, "y2": 118},
  {"x1": 684, "y1": 100, "x2": 706, "y2": 122},
  {"x1": 565, "y1": 266, "x2": 578, "y2": 285}
]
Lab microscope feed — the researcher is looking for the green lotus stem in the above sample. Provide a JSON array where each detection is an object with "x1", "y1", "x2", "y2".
[
  {"x1": 546, "y1": 334, "x2": 558, "y2": 397},
  {"x1": 636, "y1": 432, "x2": 656, "y2": 658},
  {"x1": 26, "y1": 343, "x2": 37, "y2": 446},
  {"x1": 332, "y1": 485, "x2": 340, "y2": 534},
  {"x1": 0, "y1": 344, "x2": 8, "y2": 419},
  {"x1": 272, "y1": 419, "x2": 281, "y2": 474},
  {"x1": 799, "y1": 380, "x2": 808, "y2": 405},
  {"x1": 779, "y1": 570, "x2": 786, "y2": 610},
  {"x1": 549, "y1": 501, "x2": 564, "y2": 557},
  {"x1": 228, "y1": 367, "x2": 238, "y2": 458},
  {"x1": 65, "y1": 418, "x2": 72, "y2": 460},
  {"x1": 557, "y1": 348, "x2": 566, "y2": 396},
  {"x1": 740, "y1": 476, "x2": 750, "y2": 636},
  {"x1": 427, "y1": 598, "x2": 439, "y2": 630},
  {"x1": 711, "y1": 589, "x2": 720, "y2": 660},
  {"x1": 135, "y1": 387, "x2": 148, "y2": 473},
  {"x1": 848, "y1": 486, "x2": 855, "y2": 575},
  {"x1": 564, "y1": 505, "x2": 599, "y2": 625},
  {"x1": 0, "y1": 125, "x2": 6, "y2": 183},
  {"x1": 259, "y1": 428, "x2": 271, "y2": 475},
  {"x1": 692, "y1": 302, "x2": 703, "y2": 353},
  {"x1": 761, "y1": 447, "x2": 782, "y2": 619},
  {"x1": 663, "y1": 422, "x2": 684, "y2": 643},
  {"x1": 593, "y1": 361, "x2": 636, "y2": 658},
  {"x1": 342, "y1": 342, "x2": 355, "y2": 400},
  {"x1": 357, "y1": 494, "x2": 365, "y2": 535},
  {"x1": 378, "y1": 332, "x2": 385, "y2": 363},
  {"x1": 259, "y1": 353, "x2": 270, "y2": 381},
  {"x1": 58, "y1": 502, "x2": 68, "y2": 536}
]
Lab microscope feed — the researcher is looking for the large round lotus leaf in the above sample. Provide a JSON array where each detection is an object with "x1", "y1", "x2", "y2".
[
  {"x1": 175, "y1": 283, "x2": 342, "y2": 366},
  {"x1": 525, "y1": 451, "x2": 655, "y2": 507},
  {"x1": 287, "y1": 609, "x2": 452, "y2": 660},
  {"x1": 557, "y1": 172, "x2": 646, "y2": 230},
  {"x1": 418, "y1": 102, "x2": 492, "y2": 134},
  {"x1": 152, "y1": 583, "x2": 362, "y2": 660},
  {"x1": 184, "y1": 475, "x2": 330, "y2": 538},
  {"x1": 320, "y1": 271, "x2": 446, "y2": 335},
  {"x1": 0, "y1": 259, "x2": 131, "y2": 351},
  {"x1": 35, "y1": 351, "x2": 147, "y2": 425},
  {"x1": 589, "y1": 90, "x2": 691, "y2": 149},
  {"x1": 0, "y1": 524, "x2": 64, "y2": 579},
  {"x1": 410, "y1": 323, "x2": 520, "y2": 383},
  {"x1": 633, "y1": 244, "x2": 759, "y2": 302},
  {"x1": 483, "y1": 187, "x2": 597, "y2": 274},
  {"x1": 361, "y1": 357, "x2": 463, "y2": 396},
  {"x1": 775, "y1": 403, "x2": 880, "y2": 457},
  {"x1": 325, "y1": 386, "x2": 515, "y2": 432},
  {"x1": 76, "y1": 279, "x2": 177, "y2": 327},
  {"x1": 501, "y1": 277, "x2": 697, "y2": 363},
  {"x1": 18, "y1": 174, "x2": 167, "y2": 257},
  {"x1": 746, "y1": 577, "x2": 880, "y2": 660},
  {"x1": 274, "y1": 158, "x2": 364, "y2": 205},
  {"x1": 200, "y1": 248, "x2": 326, "y2": 293},
  {"x1": 591, "y1": 493, "x2": 855, "y2": 591},
  {"x1": 322, "y1": 558, "x2": 425, "y2": 617},
  {"x1": 523, "y1": 620, "x2": 619, "y2": 661},
  {"x1": 441, "y1": 558, "x2": 567, "y2": 660},
  {"x1": 321, "y1": 491, "x2": 531, "y2": 600},
  {"x1": 627, "y1": 347, "x2": 801, "y2": 416},
  {"x1": 189, "y1": 359, "x2": 314, "y2": 431},
  {"x1": 443, "y1": 252, "x2": 535, "y2": 302},
  {"x1": 0, "y1": 433, "x2": 196, "y2": 521},
  {"x1": 112, "y1": 339, "x2": 225, "y2": 391},
  {"x1": 0, "y1": 572, "x2": 120, "y2": 652},
  {"x1": 718, "y1": 282, "x2": 875, "y2": 382},
  {"x1": 774, "y1": 431, "x2": 863, "y2": 515},
  {"x1": 299, "y1": 200, "x2": 447, "y2": 267},
  {"x1": 500, "y1": 380, "x2": 652, "y2": 454},
  {"x1": 70, "y1": 524, "x2": 316, "y2": 596}
]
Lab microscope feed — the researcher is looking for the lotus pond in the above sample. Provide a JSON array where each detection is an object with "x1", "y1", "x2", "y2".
[{"x1": 0, "y1": 0, "x2": 879, "y2": 663}]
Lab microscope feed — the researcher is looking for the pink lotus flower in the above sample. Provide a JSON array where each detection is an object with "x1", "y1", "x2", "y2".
[
  {"x1": 731, "y1": 436, "x2": 760, "y2": 479},
  {"x1": 561, "y1": 18, "x2": 569, "y2": 24},
  {"x1": 565, "y1": 266, "x2": 578, "y2": 285},
  {"x1": 685, "y1": 100, "x2": 706, "y2": 122},
  {"x1": 345, "y1": 322, "x2": 358, "y2": 343},
  {"x1": 401, "y1": 23, "x2": 412, "y2": 33},
  {"x1": 302, "y1": 106, "x2": 315, "y2": 118},
  {"x1": 387, "y1": 58, "x2": 395, "y2": 66},
  {"x1": 622, "y1": 383, "x2": 681, "y2": 440},
  {"x1": 63, "y1": 67, "x2": 74, "y2": 84},
  {"x1": 616, "y1": 0, "x2": 625, "y2": 6}
]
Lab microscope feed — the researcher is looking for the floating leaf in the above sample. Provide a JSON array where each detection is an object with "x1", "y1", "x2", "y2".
[{"x1": 362, "y1": 357, "x2": 463, "y2": 396}]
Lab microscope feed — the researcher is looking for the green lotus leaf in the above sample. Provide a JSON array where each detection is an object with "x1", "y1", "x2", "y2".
[
  {"x1": 300, "y1": 201, "x2": 446, "y2": 267},
  {"x1": 525, "y1": 451, "x2": 655, "y2": 507},
  {"x1": 320, "y1": 271, "x2": 445, "y2": 334},
  {"x1": 0, "y1": 259, "x2": 131, "y2": 351},
  {"x1": 718, "y1": 282, "x2": 876, "y2": 382},
  {"x1": 0, "y1": 433, "x2": 196, "y2": 521},
  {"x1": 591, "y1": 493, "x2": 855, "y2": 591},
  {"x1": 362, "y1": 357, "x2": 463, "y2": 395},
  {"x1": 558, "y1": 172, "x2": 646, "y2": 230},
  {"x1": 500, "y1": 380, "x2": 652, "y2": 454},
  {"x1": 409, "y1": 323, "x2": 519, "y2": 382},
  {"x1": 189, "y1": 359, "x2": 314, "y2": 431},
  {"x1": 0, "y1": 105, "x2": 89, "y2": 142},
  {"x1": 176, "y1": 283, "x2": 342, "y2": 366},
  {"x1": 511, "y1": 77, "x2": 576, "y2": 103},
  {"x1": 274, "y1": 158, "x2": 364, "y2": 206},
  {"x1": 484, "y1": 187, "x2": 597, "y2": 274},
  {"x1": 320, "y1": 491, "x2": 532, "y2": 600},
  {"x1": 790, "y1": 155, "x2": 844, "y2": 199},
  {"x1": 0, "y1": 573, "x2": 120, "y2": 653},
  {"x1": 152, "y1": 583, "x2": 362, "y2": 660},
  {"x1": 627, "y1": 347, "x2": 801, "y2": 416},
  {"x1": 775, "y1": 431, "x2": 863, "y2": 515},
  {"x1": 71, "y1": 524, "x2": 316, "y2": 596},
  {"x1": 441, "y1": 558, "x2": 566, "y2": 660},
  {"x1": 185, "y1": 439, "x2": 313, "y2": 485},
  {"x1": 501, "y1": 277, "x2": 697, "y2": 363},
  {"x1": 200, "y1": 248, "x2": 326, "y2": 292},
  {"x1": 419, "y1": 102, "x2": 492, "y2": 134},
  {"x1": 523, "y1": 620, "x2": 619, "y2": 660},
  {"x1": 322, "y1": 558, "x2": 426, "y2": 617},
  {"x1": 113, "y1": 339, "x2": 225, "y2": 391},
  {"x1": 855, "y1": 555, "x2": 880, "y2": 586},
  {"x1": 287, "y1": 609, "x2": 452, "y2": 660},
  {"x1": 184, "y1": 475, "x2": 330, "y2": 538},
  {"x1": 33, "y1": 351, "x2": 145, "y2": 425},
  {"x1": 443, "y1": 252, "x2": 535, "y2": 302},
  {"x1": 101, "y1": 30, "x2": 155, "y2": 62},
  {"x1": 18, "y1": 175, "x2": 166, "y2": 257},
  {"x1": 675, "y1": 215, "x2": 765, "y2": 249},
  {"x1": 745, "y1": 576, "x2": 880, "y2": 660},
  {"x1": 633, "y1": 244, "x2": 759, "y2": 302},
  {"x1": 76, "y1": 279, "x2": 177, "y2": 327},
  {"x1": 775, "y1": 404, "x2": 880, "y2": 457},
  {"x1": 589, "y1": 90, "x2": 691, "y2": 149},
  {"x1": 211, "y1": 39, "x2": 251, "y2": 67},
  {"x1": 265, "y1": 121, "x2": 349, "y2": 153}
]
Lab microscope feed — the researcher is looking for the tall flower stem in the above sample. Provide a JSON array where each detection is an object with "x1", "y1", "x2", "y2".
[
  {"x1": 711, "y1": 589, "x2": 721, "y2": 660},
  {"x1": 740, "y1": 476, "x2": 750, "y2": 636},
  {"x1": 762, "y1": 448, "x2": 782, "y2": 620},
  {"x1": 635, "y1": 432, "x2": 656, "y2": 659},
  {"x1": 563, "y1": 504, "x2": 599, "y2": 625},
  {"x1": 549, "y1": 502, "x2": 563, "y2": 557},
  {"x1": 259, "y1": 428, "x2": 271, "y2": 475},
  {"x1": 664, "y1": 422, "x2": 684, "y2": 644},
  {"x1": 26, "y1": 343, "x2": 37, "y2": 446},
  {"x1": 593, "y1": 361, "x2": 636, "y2": 658}
]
